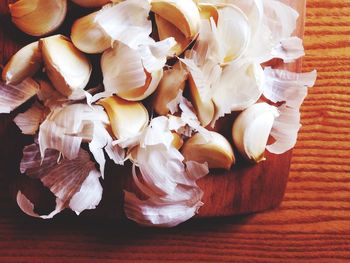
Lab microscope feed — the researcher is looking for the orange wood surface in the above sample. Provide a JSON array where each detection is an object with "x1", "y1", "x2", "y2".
[{"x1": 0, "y1": 0, "x2": 349, "y2": 262}]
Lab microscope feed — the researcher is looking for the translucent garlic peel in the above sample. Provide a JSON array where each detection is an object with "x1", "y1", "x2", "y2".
[
  {"x1": 2, "y1": 42, "x2": 42, "y2": 85},
  {"x1": 9, "y1": 0, "x2": 67, "y2": 36},
  {"x1": 232, "y1": 103, "x2": 279, "y2": 162}
]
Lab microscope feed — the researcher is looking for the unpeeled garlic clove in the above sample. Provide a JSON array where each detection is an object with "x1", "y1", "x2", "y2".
[
  {"x1": 151, "y1": 0, "x2": 200, "y2": 39},
  {"x1": 40, "y1": 35, "x2": 92, "y2": 98},
  {"x1": 232, "y1": 103, "x2": 279, "y2": 163},
  {"x1": 98, "y1": 96, "x2": 149, "y2": 140},
  {"x1": 9, "y1": 0, "x2": 67, "y2": 37},
  {"x1": 198, "y1": 3, "x2": 218, "y2": 24},
  {"x1": 181, "y1": 131, "x2": 235, "y2": 170},
  {"x1": 71, "y1": 0, "x2": 111, "y2": 8},
  {"x1": 188, "y1": 73, "x2": 215, "y2": 127},
  {"x1": 2, "y1": 42, "x2": 42, "y2": 85},
  {"x1": 71, "y1": 11, "x2": 112, "y2": 54},
  {"x1": 153, "y1": 62, "x2": 188, "y2": 115}
]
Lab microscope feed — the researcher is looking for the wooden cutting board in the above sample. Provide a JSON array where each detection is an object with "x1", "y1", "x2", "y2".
[{"x1": 0, "y1": 0, "x2": 306, "y2": 220}]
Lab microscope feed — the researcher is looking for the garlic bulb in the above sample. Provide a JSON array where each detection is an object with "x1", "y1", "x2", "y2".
[
  {"x1": 98, "y1": 96, "x2": 149, "y2": 140},
  {"x1": 2, "y1": 42, "x2": 42, "y2": 85},
  {"x1": 40, "y1": 35, "x2": 92, "y2": 99},
  {"x1": 71, "y1": 0, "x2": 111, "y2": 8},
  {"x1": 232, "y1": 103, "x2": 279, "y2": 163},
  {"x1": 182, "y1": 131, "x2": 235, "y2": 170},
  {"x1": 71, "y1": 12, "x2": 111, "y2": 54},
  {"x1": 151, "y1": 0, "x2": 201, "y2": 38},
  {"x1": 9, "y1": 0, "x2": 67, "y2": 36}
]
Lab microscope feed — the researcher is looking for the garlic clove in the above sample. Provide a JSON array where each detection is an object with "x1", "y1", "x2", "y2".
[
  {"x1": 232, "y1": 102, "x2": 279, "y2": 163},
  {"x1": 171, "y1": 132, "x2": 184, "y2": 150},
  {"x1": 9, "y1": 0, "x2": 67, "y2": 37},
  {"x1": 40, "y1": 35, "x2": 92, "y2": 98},
  {"x1": 98, "y1": 96, "x2": 149, "y2": 140},
  {"x1": 155, "y1": 14, "x2": 193, "y2": 56},
  {"x1": 198, "y1": 3, "x2": 218, "y2": 24},
  {"x1": 2, "y1": 41, "x2": 42, "y2": 85},
  {"x1": 188, "y1": 73, "x2": 215, "y2": 127},
  {"x1": 153, "y1": 62, "x2": 188, "y2": 115},
  {"x1": 71, "y1": 0, "x2": 111, "y2": 8},
  {"x1": 150, "y1": 0, "x2": 200, "y2": 39},
  {"x1": 118, "y1": 69, "x2": 163, "y2": 101},
  {"x1": 181, "y1": 131, "x2": 235, "y2": 170},
  {"x1": 71, "y1": 11, "x2": 111, "y2": 54}
]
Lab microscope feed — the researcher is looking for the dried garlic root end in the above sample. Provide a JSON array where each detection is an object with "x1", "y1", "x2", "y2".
[
  {"x1": 198, "y1": 3, "x2": 218, "y2": 24},
  {"x1": 182, "y1": 131, "x2": 235, "y2": 170},
  {"x1": 98, "y1": 96, "x2": 149, "y2": 140},
  {"x1": 151, "y1": 0, "x2": 200, "y2": 39},
  {"x1": 40, "y1": 34, "x2": 92, "y2": 98},
  {"x1": 71, "y1": 0, "x2": 111, "y2": 8},
  {"x1": 71, "y1": 12, "x2": 111, "y2": 54},
  {"x1": 9, "y1": 0, "x2": 67, "y2": 37},
  {"x1": 2, "y1": 41, "x2": 42, "y2": 85},
  {"x1": 188, "y1": 73, "x2": 215, "y2": 127},
  {"x1": 232, "y1": 103, "x2": 279, "y2": 163}
]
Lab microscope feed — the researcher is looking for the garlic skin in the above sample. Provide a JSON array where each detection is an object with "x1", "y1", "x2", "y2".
[
  {"x1": 71, "y1": 0, "x2": 111, "y2": 8},
  {"x1": 9, "y1": 0, "x2": 67, "y2": 37},
  {"x1": 71, "y1": 12, "x2": 111, "y2": 54},
  {"x1": 40, "y1": 35, "x2": 92, "y2": 98},
  {"x1": 198, "y1": 3, "x2": 218, "y2": 24},
  {"x1": 2, "y1": 42, "x2": 42, "y2": 85},
  {"x1": 98, "y1": 96, "x2": 149, "y2": 140},
  {"x1": 182, "y1": 131, "x2": 235, "y2": 170},
  {"x1": 232, "y1": 103, "x2": 279, "y2": 163},
  {"x1": 151, "y1": 0, "x2": 201, "y2": 38}
]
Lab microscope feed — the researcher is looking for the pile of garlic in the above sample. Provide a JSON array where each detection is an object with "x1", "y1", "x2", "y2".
[{"x1": 1, "y1": 0, "x2": 316, "y2": 227}]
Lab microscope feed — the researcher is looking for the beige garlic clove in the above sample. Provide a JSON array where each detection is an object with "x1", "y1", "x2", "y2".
[
  {"x1": 2, "y1": 42, "x2": 42, "y2": 85},
  {"x1": 155, "y1": 14, "x2": 193, "y2": 56},
  {"x1": 71, "y1": 0, "x2": 111, "y2": 8},
  {"x1": 151, "y1": 0, "x2": 200, "y2": 39},
  {"x1": 181, "y1": 131, "x2": 235, "y2": 170},
  {"x1": 153, "y1": 63, "x2": 188, "y2": 115},
  {"x1": 171, "y1": 132, "x2": 184, "y2": 150},
  {"x1": 232, "y1": 103, "x2": 279, "y2": 163},
  {"x1": 98, "y1": 96, "x2": 149, "y2": 140},
  {"x1": 118, "y1": 70, "x2": 163, "y2": 102},
  {"x1": 188, "y1": 73, "x2": 215, "y2": 127},
  {"x1": 9, "y1": 0, "x2": 67, "y2": 37},
  {"x1": 198, "y1": 3, "x2": 218, "y2": 24},
  {"x1": 40, "y1": 35, "x2": 92, "y2": 98},
  {"x1": 71, "y1": 11, "x2": 111, "y2": 54}
]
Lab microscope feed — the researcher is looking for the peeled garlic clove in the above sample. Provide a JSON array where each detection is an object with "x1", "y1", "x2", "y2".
[
  {"x1": 2, "y1": 42, "x2": 42, "y2": 85},
  {"x1": 9, "y1": 0, "x2": 67, "y2": 37},
  {"x1": 232, "y1": 103, "x2": 279, "y2": 163},
  {"x1": 151, "y1": 0, "x2": 200, "y2": 38},
  {"x1": 98, "y1": 96, "x2": 149, "y2": 140},
  {"x1": 182, "y1": 131, "x2": 235, "y2": 170},
  {"x1": 153, "y1": 63, "x2": 188, "y2": 115},
  {"x1": 71, "y1": 0, "x2": 111, "y2": 8},
  {"x1": 188, "y1": 73, "x2": 215, "y2": 127},
  {"x1": 71, "y1": 11, "x2": 111, "y2": 54},
  {"x1": 198, "y1": 3, "x2": 218, "y2": 24},
  {"x1": 40, "y1": 35, "x2": 92, "y2": 98},
  {"x1": 171, "y1": 132, "x2": 184, "y2": 150},
  {"x1": 117, "y1": 70, "x2": 163, "y2": 102},
  {"x1": 155, "y1": 14, "x2": 193, "y2": 56}
]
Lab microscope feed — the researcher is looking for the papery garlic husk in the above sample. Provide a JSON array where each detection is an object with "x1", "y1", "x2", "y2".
[
  {"x1": 153, "y1": 62, "x2": 188, "y2": 115},
  {"x1": 2, "y1": 42, "x2": 42, "y2": 85},
  {"x1": 98, "y1": 96, "x2": 149, "y2": 140},
  {"x1": 71, "y1": 0, "x2": 111, "y2": 8},
  {"x1": 188, "y1": 73, "x2": 215, "y2": 127},
  {"x1": 232, "y1": 102, "x2": 279, "y2": 163},
  {"x1": 40, "y1": 35, "x2": 92, "y2": 98},
  {"x1": 198, "y1": 3, "x2": 218, "y2": 24},
  {"x1": 71, "y1": 11, "x2": 112, "y2": 54},
  {"x1": 151, "y1": 0, "x2": 201, "y2": 38},
  {"x1": 9, "y1": 0, "x2": 67, "y2": 36},
  {"x1": 182, "y1": 131, "x2": 235, "y2": 170}
]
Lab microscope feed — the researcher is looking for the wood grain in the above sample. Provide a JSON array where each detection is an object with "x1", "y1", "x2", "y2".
[{"x1": 0, "y1": 0, "x2": 349, "y2": 262}]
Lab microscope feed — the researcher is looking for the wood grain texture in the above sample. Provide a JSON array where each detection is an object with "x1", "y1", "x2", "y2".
[{"x1": 0, "y1": 0, "x2": 349, "y2": 262}]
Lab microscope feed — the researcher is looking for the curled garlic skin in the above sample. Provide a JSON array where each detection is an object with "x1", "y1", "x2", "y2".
[{"x1": 9, "y1": 0, "x2": 67, "y2": 37}]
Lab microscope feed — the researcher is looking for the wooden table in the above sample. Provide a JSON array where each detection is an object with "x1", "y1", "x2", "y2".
[{"x1": 1, "y1": 0, "x2": 349, "y2": 262}]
